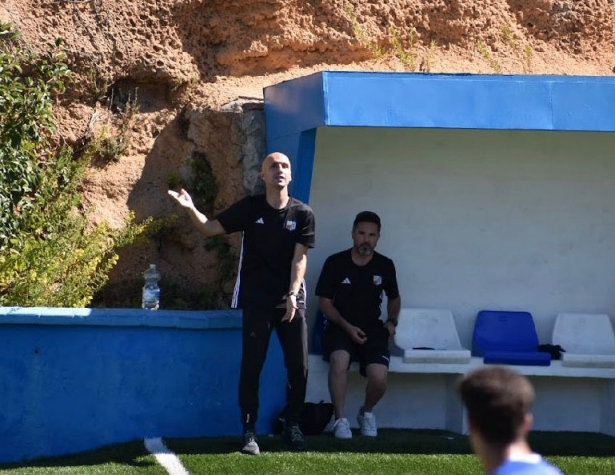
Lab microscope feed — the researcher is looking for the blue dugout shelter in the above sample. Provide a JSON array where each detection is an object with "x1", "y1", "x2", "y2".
[
  {"x1": 264, "y1": 70, "x2": 615, "y2": 365},
  {"x1": 264, "y1": 71, "x2": 615, "y2": 435}
]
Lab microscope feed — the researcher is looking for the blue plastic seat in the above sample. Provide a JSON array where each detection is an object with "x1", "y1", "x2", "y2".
[
  {"x1": 311, "y1": 310, "x2": 327, "y2": 355},
  {"x1": 472, "y1": 310, "x2": 551, "y2": 366}
]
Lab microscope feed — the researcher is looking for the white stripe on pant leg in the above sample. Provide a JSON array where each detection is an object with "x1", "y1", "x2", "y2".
[{"x1": 144, "y1": 437, "x2": 191, "y2": 475}]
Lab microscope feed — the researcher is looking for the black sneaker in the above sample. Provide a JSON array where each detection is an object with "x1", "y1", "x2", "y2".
[
  {"x1": 283, "y1": 422, "x2": 306, "y2": 451},
  {"x1": 241, "y1": 431, "x2": 260, "y2": 455}
]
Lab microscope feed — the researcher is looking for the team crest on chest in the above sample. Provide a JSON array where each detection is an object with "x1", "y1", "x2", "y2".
[
  {"x1": 285, "y1": 220, "x2": 297, "y2": 231},
  {"x1": 373, "y1": 275, "x2": 382, "y2": 286}
]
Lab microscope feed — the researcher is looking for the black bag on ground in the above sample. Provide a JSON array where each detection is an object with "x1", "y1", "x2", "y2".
[{"x1": 275, "y1": 400, "x2": 334, "y2": 435}]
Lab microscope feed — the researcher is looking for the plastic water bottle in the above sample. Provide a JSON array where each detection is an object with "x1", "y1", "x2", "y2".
[{"x1": 142, "y1": 264, "x2": 160, "y2": 310}]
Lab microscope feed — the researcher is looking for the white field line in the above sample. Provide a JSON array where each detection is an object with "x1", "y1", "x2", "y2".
[{"x1": 144, "y1": 437, "x2": 191, "y2": 475}]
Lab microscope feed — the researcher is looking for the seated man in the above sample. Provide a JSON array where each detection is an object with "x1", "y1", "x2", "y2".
[
  {"x1": 457, "y1": 366, "x2": 564, "y2": 475},
  {"x1": 315, "y1": 211, "x2": 401, "y2": 438}
]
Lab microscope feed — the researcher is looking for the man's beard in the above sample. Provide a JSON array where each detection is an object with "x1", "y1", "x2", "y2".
[{"x1": 356, "y1": 243, "x2": 373, "y2": 256}]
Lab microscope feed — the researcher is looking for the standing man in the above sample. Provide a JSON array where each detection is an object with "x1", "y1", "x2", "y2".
[
  {"x1": 458, "y1": 366, "x2": 564, "y2": 475},
  {"x1": 168, "y1": 152, "x2": 315, "y2": 455},
  {"x1": 315, "y1": 211, "x2": 400, "y2": 439}
]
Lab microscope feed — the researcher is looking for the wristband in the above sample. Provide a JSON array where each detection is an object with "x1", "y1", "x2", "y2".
[
  {"x1": 387, "y1": 319, "x2": 398, "y2": 327},
  {"x1": 286, "y1": 291, "x2": 298, "y2": 298}
]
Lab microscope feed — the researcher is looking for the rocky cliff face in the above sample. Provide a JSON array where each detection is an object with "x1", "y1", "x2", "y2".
[{"x1": 2, "y1": 0, "x2": 614, "y2": 308}]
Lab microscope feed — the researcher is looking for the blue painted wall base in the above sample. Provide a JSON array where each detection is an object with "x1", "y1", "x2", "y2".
[{"x1": 0, "y1": 308, "x2": 287, "y2": 463}]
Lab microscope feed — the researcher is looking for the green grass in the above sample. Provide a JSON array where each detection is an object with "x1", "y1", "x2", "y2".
[{"x1": 2, "y1": 430, "x2": 615, "y2": 474}]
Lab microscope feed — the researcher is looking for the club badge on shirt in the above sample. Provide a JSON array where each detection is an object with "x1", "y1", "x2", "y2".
[
  {"x1": 373, "y1": 275, "x2": 382, "y2": 286},
  {"x1": 285, "y1": 220, "x2": 296, "y2": 231}
]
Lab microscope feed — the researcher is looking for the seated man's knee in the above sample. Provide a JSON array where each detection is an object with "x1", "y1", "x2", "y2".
[
  {"x1": 329, "y1": 350, "x2": 351, "y2": 374},
  {"x1": 367, "y1": 365, "x2": 388, "y2": 388}
]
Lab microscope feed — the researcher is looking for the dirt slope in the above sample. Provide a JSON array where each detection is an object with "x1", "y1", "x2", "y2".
[{"x1": 2, "y1": 0, "x2": 614, "y2": 307}]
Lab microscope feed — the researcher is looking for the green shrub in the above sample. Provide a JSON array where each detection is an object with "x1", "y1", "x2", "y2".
[
  {"x1": 390, "y1": 25, "x2": 416, "y2": 71},
  {"x1": 0, "y1": 25, "x2": 70, "y2": 248},
  {"x1": 0, "y1": 23, "x2": 154, "y2": 307},
  {"x1": 477, "y1": 40, "x2": 503, "y2": 74}
]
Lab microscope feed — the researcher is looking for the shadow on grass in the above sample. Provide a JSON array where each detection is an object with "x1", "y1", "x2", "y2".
[
  {"x1": 167, "y1": 428, "x2": 473, "y2": 456},
  {"x1": 165, "y1": 429, "x2": 615, "y2": 457},
  {"x1": 0, "y1": 441, "x2": 157, "y2": 470},
  {"x1": 528, "y1": 431, "x2": 615, "y2": 457},
  {"x1": 2, "y1": 430, "x2": 615, "y2": 470}
]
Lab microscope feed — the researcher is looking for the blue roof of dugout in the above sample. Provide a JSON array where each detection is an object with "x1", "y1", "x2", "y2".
[{"x1": 263, "y1": 71, "x2": 615, "y2": 202}]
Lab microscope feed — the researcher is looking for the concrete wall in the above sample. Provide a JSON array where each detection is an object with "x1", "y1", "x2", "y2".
[
  {"x1": 306, "y1": 356, "x2": 615, "y2": 434},
  {"x1": 0, "y1": 308, "x2": 286, "y2": 463},
  {"x1": 306, "y1": 127, "x2": 615, "y2": 347}
]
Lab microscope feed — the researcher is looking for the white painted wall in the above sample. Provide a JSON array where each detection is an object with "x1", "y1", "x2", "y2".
[
  {"x1": 307, "y1": 357, "x2": 613, "y2": 433},
  {"x1": 306, "y1": 127, "x2": 615, "y2": 348}
]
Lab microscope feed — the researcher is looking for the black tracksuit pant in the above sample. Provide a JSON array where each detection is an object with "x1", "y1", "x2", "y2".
[{"x1": 239, "y1": 306, "x2": 308, "y2": 431}]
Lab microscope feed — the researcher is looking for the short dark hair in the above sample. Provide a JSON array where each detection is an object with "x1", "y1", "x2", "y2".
[
  {"x1": 353, "y1": 211, "x2": 381, "y2": 232},
  {"x1": 457, "y1": 366, "x2": 534, "y2": 445}
]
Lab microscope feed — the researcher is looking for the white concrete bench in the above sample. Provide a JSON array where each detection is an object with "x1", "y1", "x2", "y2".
[
  {"x1": 307, "y1": 308, "x2": 615, "y2": 435},
  {"x1": 552, "y1": 313, "x2": 615, "y2": 368}
]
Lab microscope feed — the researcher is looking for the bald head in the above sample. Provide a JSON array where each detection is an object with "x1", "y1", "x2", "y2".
[
  {"x1": 260, "y1": 152, "x2": 292, "y2": 190},
  {"x1": 262, "y1": 152, "x2": 291, "y2": 172}
]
